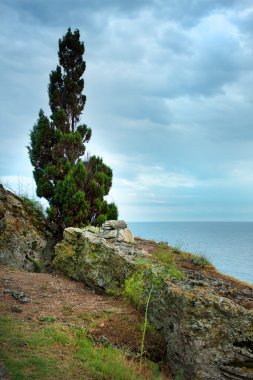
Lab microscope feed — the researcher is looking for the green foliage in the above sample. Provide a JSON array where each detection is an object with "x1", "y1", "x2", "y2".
[
  {"x1": 175, "y1": 369, "x2": 184, "y2": 380},
  {"x1": 124, "y1": 271, "x2": 146, "y2": 307},
  {"x1": 27, "y1": 257, "x2": 43, "y2": 273},
  {"x1": 187, "y1": 253, "x2": 212, "y2": 268},
  {"x1": 153, "y1": 244, "x2": 185, "y2": 281},
  {"x1": 38, "y1": 316, "x2": 57, "y2": 323},
  {"x1": 28, "y1": 28, "x2": 118, "y2": 229},
  {"x1": 139, "y1": 282, "x2": 154, "y2": 369},
  {"x1": 124, "y1": 269, "x2": 164, "y2": 370}
]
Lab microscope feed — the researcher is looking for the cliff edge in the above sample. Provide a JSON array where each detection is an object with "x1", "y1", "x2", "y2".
[{"x1": 54, "y1": 224, "x2": 253, "y2": 380}]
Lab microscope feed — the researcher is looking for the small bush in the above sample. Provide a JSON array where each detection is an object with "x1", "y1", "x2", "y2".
[
  {"x1": 124, "y1": 272, "x2": 145, "y2": 307},
  {"x1": 28, "y1": 257, "x2": 43, "y2": 273},
  {"x1": 190, "y1": 254, "x2": 212, "y2": 268},
  {"x1": 20, "y1": 196, "x2": 45, "y2": 218},
  {"x1": 152, "y1": 245, "x2": 185, "y2": 281}
]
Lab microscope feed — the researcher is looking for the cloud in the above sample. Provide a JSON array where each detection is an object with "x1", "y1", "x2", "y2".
[{"x1": 1, "y1": 0, "x2": 253, "y2": 221}]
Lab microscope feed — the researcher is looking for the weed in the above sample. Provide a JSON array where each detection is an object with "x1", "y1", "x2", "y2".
[
  {"x1": 9, "y1": 306, "x2": 22, "y2": 313},
  {"x1": 139, "y1": 282, "x2": 154, "y2": 369},
  {"x1": 28, "y1": 257, "x2": 43, "y2": 273},
  {"x1": 20, "y1": 196, "x2": 45, "y2": 218},
  {"x1": 190, "y1": 254, "x2": 212, "y2": 268},
  {"x1": 175, "y1": 368, "x2": 184, "y2": 380},
  {"x1": 124, "y1": 271, "x2": 145, "y2": 308},
  {"x1": 39, "y1": 285, "x2": 48, "y2": 291},
  {"x1": 62, "y1": 305, "x2": 74, "y2": 315},
  {"x1": 38, "y1": 316, "x2": 56, "y2": 323},
  {"x1": 152, "y1": 245, "x2": 185, "y2": 281}
]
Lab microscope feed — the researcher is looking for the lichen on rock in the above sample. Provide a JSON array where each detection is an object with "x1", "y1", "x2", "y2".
[
  {"x1": 53, "y1": 226, "x2": 145, "y2": 293},
  {"x1": 0, "y1": 185, "x2": 56, "y2": 271}
]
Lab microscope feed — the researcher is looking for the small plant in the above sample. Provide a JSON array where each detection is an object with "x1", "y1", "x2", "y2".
[
  {"x1": 175, "y1": 368, "x2": 184, "y2": 380},
  {"x1": 40, "y1": 285, "x2": 48, "y2": 291},
  {"x1": 38, "y1": 316, "x2": 56, "y2": 323},
  {"x1": 20, "y1": 195, "x2": 45, "y2": 218},
  {"x1": 152, "y1": 245, "x2": 185, "y2": 281},
  {"x1": 28, "y1": 257, "x2": 43, "y2": 273},
  {"x1": 172, "y1": 239, "x2": 186, "y2": 254},
  {"x1": 124, "y1": 271, "x2": 145, "y2": 308},
  {"x1": 189, "y1": 253, "x2": 212, "y2": 268},
  {"x1": 139, "y1": 281, "x2": 154, "y2": 369},
  {"x1": 62, "y1": 305, "x2": 74, "y2": 315},
  {"x1": 9, "y1": 306, "x2": 22, "y2": 313}
]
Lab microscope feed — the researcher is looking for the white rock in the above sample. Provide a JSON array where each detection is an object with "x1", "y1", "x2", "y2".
[{"x1": 117, "y1": 228, "x2": 135, "y2": 244}]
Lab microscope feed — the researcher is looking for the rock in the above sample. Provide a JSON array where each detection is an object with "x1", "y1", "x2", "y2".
[
  {"x1": 4, "y1": 289, "x2": 32, "y2": 303},
  {"x1": 53, "y1": 228, "x2": 253, "y2": 380},
  {"x1": 100, "y1": 229, "x2": 118, "y2": 239},
  {"x1": 102, "y1": 220, "x2": 127, "y2": 230},
  {"x1": 53, "y1": 227, "x2": 146, "y2": 292},
  {"x1": 0, "y1": 186, "x2": 56, "y2": 271},
  {"x1": 99, "y1": 220, "x2": 135, "y2": 243},
  {"x1": 117, "y1": 228, "x2": 135, "y2": 244}
]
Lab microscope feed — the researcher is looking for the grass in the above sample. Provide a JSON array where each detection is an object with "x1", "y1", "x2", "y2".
[
  {"x1": 151, "y1": 243, "x2": 185, "y2": 281},
  {"x1": 20, "y1": 196, "x2": 45, "y2": 219},
  {"x1": 0, "y1": 314, "x2": 165, "y2": 380},
  {"x1": 181, "y1": 252, "x2": 213, "y2": 268},
  {"x1": 189, "y1": 254, "x2": 212, "y2": 268}
]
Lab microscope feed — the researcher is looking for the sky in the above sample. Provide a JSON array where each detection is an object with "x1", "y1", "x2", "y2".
[{"x1": 1, "y1": 0, "x2": 253, "y2": 221}]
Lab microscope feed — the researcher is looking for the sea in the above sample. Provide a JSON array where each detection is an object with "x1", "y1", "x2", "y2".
[{"x1": 128, "y1": 222, "x2": 253, "y2": 285}]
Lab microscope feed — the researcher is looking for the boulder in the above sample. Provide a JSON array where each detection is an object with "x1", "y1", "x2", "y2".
[
  {"x1": 0, "y1": 185, "x2": 55, "y2": 271},
  {"x1": 53, "y1": 227, "x2": 253, "y2": 380},
  {"x1": 117, "y1": 228, "x2": 135, "y2": 243},
  {"x1": 53, "y1": 227, "x2": 146, "y2": 292}
]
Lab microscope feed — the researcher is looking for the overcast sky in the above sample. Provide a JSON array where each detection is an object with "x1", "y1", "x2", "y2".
[{"x1": 1, "y1": 0, "x2": 253, "y2": 221}]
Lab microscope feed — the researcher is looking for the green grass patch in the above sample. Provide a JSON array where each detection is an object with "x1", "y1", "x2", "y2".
[
  {"x1": 152, "y1": 243, "x2": 185, "y2": 281},
  {"x1": 0, "y1": 314, "x2": 164, "y2": 379},
  {"x1": 182, "y1": 252, "x2": 213, "y2": 268},
  {"x1": 38, "y1": 315, "x2": 57, "y2": 323},
  {"x1": 190, "y1": 254, "x2": 212, "y2": 268}
]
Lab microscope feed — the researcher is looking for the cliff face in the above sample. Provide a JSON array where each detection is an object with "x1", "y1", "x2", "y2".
[
  {"x1": 54, "y1": 226, "x2": 253, "y2": 380},
  {"x1": 0, "y1": 185, "x2": 55, "y2": 271}
]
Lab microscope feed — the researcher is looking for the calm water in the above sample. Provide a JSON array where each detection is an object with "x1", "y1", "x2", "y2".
[{"x1": 128, "y1": 222, "x2": 253, "y2": 284}]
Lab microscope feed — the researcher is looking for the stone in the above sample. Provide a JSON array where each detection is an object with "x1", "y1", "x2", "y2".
[
  {"x1": 102, "y1": 220, "x2": 127, "y2": 230},
  {"x1": 100, "y1": 220, "x2": 135, "y2": 243},
  {"x1": 100, "y1": 229, "x2": 118, "y2": 239},
  {"x1": 117, "y1": 228, "x2": 135, "y2": 244},
  {"x1": 53, "y1": 228, "x2": 253, "y2": 380},
  {"x1": 4, "y1": 289, "x2": 32, "y2": 303}
]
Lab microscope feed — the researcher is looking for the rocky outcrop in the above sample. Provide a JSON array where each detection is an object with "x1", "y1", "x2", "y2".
[
  {"x1": 0, "y1": 185, "x2": 55, "y2": 271},
  {"x1": 54, "y1": 226, "x2": 253, "y2": 380},
  {"x1": 53, "y1": 226, "x2": 143, "y2": 292}
]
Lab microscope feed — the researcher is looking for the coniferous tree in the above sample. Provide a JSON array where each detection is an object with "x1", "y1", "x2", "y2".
[{"x1": 28, "y1": 28, "x2": 118, "y2": 229}]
